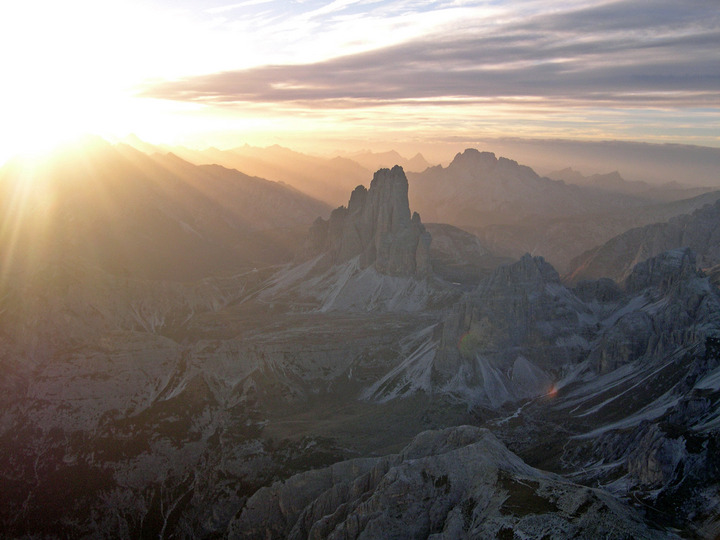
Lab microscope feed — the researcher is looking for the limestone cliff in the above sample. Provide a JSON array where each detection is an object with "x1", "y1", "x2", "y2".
[{"x1": 305, "y1": 166, "x2": 431, "y2": 278}]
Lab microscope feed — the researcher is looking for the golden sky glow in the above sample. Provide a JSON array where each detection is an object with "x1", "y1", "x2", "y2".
[{"x1": 1, "y1": 0, "x2": 718, "y2": 163}]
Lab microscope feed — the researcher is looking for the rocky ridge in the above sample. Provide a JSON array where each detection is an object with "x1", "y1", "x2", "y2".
[
  {"x1": 406, "y1": 148, "x2": 647, "y2": 229},
  {"x1": 228, "y1": 426, "x2": 672, "y2": 539},
  {"x1": 546, "y1": 167, "x2": 712, "y2": 202},
  {"x1": 365, "y1": 247, "x2": 720, "y2": 425},
  {"x1": 567, "y1": 199, "x2": 720, "y2": 284}
]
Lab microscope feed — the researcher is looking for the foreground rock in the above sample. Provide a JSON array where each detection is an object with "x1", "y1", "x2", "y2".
[{"x1": 228, "y1": 426, "x2": 672, "y2": 539}]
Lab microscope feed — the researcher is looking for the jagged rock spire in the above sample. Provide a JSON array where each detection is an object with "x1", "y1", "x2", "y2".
[{"x1": 305, "y1": 166, "x2": 431, "y2": 277}]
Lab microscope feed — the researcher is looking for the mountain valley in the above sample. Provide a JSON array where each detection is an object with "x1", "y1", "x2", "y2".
[{"x1": 1, "y1": 141, "x2": 719, "y2": 538}]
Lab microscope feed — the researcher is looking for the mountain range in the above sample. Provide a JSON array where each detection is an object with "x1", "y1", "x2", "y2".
[
  {"x1": 1, "y1": 139, "x2": 719, "y2": 538},
  {"x1": 567, "y1": 199, "x2": 720, "y2": 283},
  {"x1": 0, "y1": 138, "x2": 329, "y2": 281}
]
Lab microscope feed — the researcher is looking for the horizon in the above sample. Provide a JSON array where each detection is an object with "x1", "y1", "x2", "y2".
[
  {"x1": 1, "y1": 0, "x2": 718, "y2": 165},
  {"x1": 5, "y1": 131, "x2": 720, "y2": 189}
]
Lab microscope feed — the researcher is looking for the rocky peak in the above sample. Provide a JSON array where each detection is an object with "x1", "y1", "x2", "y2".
[
  {"x1": 448, "y1": 148, "x2": 498, "y2": 173},
  {"x1": 479, "y1": 253, "x2": 560, "y2": 295},
  {"x1": 304, "y1": 166, "x2": 431, "y2": 277},
  {"x1": 624, "y1": 248, "x2": 701, "y2": 294}
]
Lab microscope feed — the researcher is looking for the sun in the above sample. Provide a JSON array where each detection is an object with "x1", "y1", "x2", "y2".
[
  {"x1": 0, "y1": 2, "x2": 117, "y2": 163},
  {"x1": 0, "y1": 0, "x2": 207, "y2": 165}
]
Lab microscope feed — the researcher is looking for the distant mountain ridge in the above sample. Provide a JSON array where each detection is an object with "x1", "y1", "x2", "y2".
[
  {"x1": 0, "y1": 138, "x2": 330, "y2": 280},
  {"x1": 142, "y1": 142, "x2": 371, "y2": 206},
  {"x1": 547, "y1": 166, "x2": 713, "y2": 202},
  {"x1": 343, "y1": 149, "x2": 431, "y2": 173},
  {"x1": 567, "y1": 199, "x2": 720, "y2": 284},
  {"x1": 407, "y1": 148, "x2": 649, "y2": 229},
  {"x1": 471, "y1": 137, "x2": 720, "y2": 188},
  {"x1": 122, "y1": 136, "x2": 436, "y2": 207}
]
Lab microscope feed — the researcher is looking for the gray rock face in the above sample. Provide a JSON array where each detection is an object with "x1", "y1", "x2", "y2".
[
  {"x1": 584, "y1": 248, "x2": 720, "y2": 374},
  {"x1": 305, "y1": 166, "x2": 431, "y2": 278},
  {"x1": 437, "y1": 255, "x2": 589, "y2": 384},
  {"x1": 624, "y1": 247, "x2": 702, "y2": 294},
  {"x1": 228, "y1": 426, "x2": 672, "y2": 540},
  {"x1": 591, "y1": 311, "x2": 655, "y2": 374},
  {"x1": 572, "y1": 277, "x2": 623, "y2": 303},
  {"x1": 366, "y1": 247, "x2": 720, "y2": 413},
  {"x1": 424, "y1": 223, "x2": 511, "y2": 286},
  {"x1": 567, "y1": 199, "x2": 720, "y2": 284},
  {"x1": 626, "y1": 424, "x2": 687, "y2": 489}
]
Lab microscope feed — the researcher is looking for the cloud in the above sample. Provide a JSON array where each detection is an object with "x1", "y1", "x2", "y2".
[
  {"x1": 141, "y1": 0, "x2": 720, "y2": 110},
  {"x1": 206, "y1": 0, "x2": 275, "y2": 14}
]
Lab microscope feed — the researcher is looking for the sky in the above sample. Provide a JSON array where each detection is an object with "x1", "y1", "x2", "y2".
[{"x1": 1, "y1": 0, "x2": 718, "y2": 161}]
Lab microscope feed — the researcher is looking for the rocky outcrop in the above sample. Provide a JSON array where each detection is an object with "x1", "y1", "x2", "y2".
[
  {"x1": 424, "y1": 223, "x2": 510, "y2": 286},
  {"x1": 428, "y1": 254, "x2": 592, "y2": 406},
  {"x1": 584, "y1": 249, "x2": 720, "y2": 374},
  {"x1": 440, "y1": 255, "x2": 589, "y2": 359},
  {"x1": 227, "y1": 426, "x2": 672, "y2": 539},
  {"x1": 567, "y1": 200, "x2": 720, "y2": 284},
  {"x1": 305, "y1": 166, "x2": 431, "y2": 278},
  {"x1": 624, "y1": 247, "x2": 702, "y2": 294}
]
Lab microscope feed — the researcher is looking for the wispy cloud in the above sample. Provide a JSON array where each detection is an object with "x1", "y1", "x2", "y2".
[
  {"x1": 206, "y1": 0, "x2": 275, "y2": 14},
  {"x1": 142, "y1": 0, "x2": 720, "y2": 110}
]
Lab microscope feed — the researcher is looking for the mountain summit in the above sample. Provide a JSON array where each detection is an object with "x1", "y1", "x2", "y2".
[{"x1": 306, "y1": 165, "x2": 431, "y2": 277}]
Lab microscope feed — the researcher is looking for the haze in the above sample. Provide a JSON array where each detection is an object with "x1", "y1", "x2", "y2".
[{"x1": 3, "y1": 1, "x2": 720, "y2": 538}]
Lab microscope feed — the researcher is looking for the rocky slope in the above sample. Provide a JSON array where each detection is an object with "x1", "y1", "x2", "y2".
[
  {"x1": 229, "y1": 426, "x2": 670, "y2": 539},
  {"x1": 362, "y1": 254, "x2": 586, "y2": 407},
  {"x1": 365, "y1": 248, "x2": 719, "y2": 405},
  {"x1": 0, "y1": 256, "x2": 448, "y2": 537},
  {"x1": 5, "y1": 243, "x2": 717, "y2": 537},
  {"x1": 359, "y1": 245, "x2": 720, "y2": 539},
  {"x1": 494, "y1": 250, "x2": 720, "y2": 537},
  {"x1": 567, "y1": 199, "x2": 720, "y2": 283}
]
